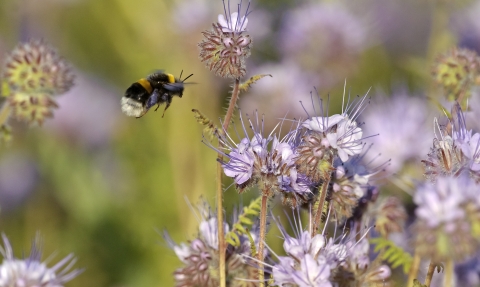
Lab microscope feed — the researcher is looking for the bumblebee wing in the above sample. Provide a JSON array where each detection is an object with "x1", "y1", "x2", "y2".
[{"x1": 163, "y1": 82, "x2": 185, "y2": 93}]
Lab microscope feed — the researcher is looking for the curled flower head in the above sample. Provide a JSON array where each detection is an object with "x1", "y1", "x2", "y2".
[
  {"x1": 210, "y1": 111, "x2": 314, "y2": 207},
  {"x1": 164, "y1": 200, "x2": 260, "y2": 287},
  {"x1": 198, "y1": 0, "x2": 252, "y2": 78},
  {"x1": 414, "y1": 176, "x2": 480, "y2": 262},
  {"x1": 295, "y1": 90, "x2": 369, "y2": 183},
  {"x1": 0, "y1": 234, "x2": 82, "y2": 287},
  {"x1": 2, "y1": 40, "x2": 74, "y2": 125}
]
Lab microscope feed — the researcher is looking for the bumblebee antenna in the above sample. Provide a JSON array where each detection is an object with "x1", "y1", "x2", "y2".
[
  {"x1": 182, "y1": 73, "x2": 194, "y2": 82},
  {"x1": 179, "y1": 70, "x2": 183, "y2": 80}
]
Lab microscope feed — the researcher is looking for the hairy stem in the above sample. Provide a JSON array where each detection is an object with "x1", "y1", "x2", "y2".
[
  {"x1": 444, "y1": 259, "x2": 453, "y2": 287},
  {"x1": 312, "y1": 157, "x2": 333, "y2": 237},
  {"x1": 257, "y1": 193, "x2": 268, "y2": 287},
  {"x1": 407, "y1": 250, "x2": 421, "y2": 287},
  {"x1": 0, "y1": 103, "x2": 11, "y2": 127},
  {"x1": 217, "y1": 78, "x2": 241, "y2": 287},
  {"x1": 425, "y1": 261, "x2": 436, "y2": 287}
]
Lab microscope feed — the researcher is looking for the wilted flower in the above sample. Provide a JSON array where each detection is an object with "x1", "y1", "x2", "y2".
[
  {"x1": 164, "y1": 201, "x2": 260, "y2": 287},
  {"x1": 414, "y1": 175, "x2": 480, "y2": 262},
  {"x1": 2, "y1": 40, "x2": 74, "y2": 125},
  {"x1": 198, "y1": 0, "x2": 252, "y2": 79},
  {"x1": 0, "y1": 234, "x2": 82, "y2": 287}
]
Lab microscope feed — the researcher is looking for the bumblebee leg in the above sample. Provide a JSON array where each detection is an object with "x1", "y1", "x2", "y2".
[
  {"x1": 155, "y1": 103, "x2": 160, "y2": 112},
  {"x1": 161, "y1": 102, "x2": 171, "y2": 118}
]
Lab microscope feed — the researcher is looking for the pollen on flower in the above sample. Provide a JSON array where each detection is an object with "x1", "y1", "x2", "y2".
[
  {"x1": 198, "y1": 0, "x2": 252, "y2": 79},
  {"x1": 2, "y1": 40, "x2": 75, "y2": 125}
]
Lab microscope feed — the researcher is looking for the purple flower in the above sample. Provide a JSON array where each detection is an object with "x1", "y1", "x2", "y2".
[
  {"x1": 0, "y1": 234, "x2": 82, "y2": 287},
  {"x1": 214, "y1": 112, "x2": 313, "y2": 206}
]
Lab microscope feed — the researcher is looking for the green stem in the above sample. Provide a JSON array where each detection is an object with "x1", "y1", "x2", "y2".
[
  {"x1": 216, "y1": 78, "x2": 241, "y2": 287},
  {"x1": 425, "y1": 261, "x2": 436, "y2": 287},
  {"x1": 0, "y1": 103, "x2": 11, "y2": 127},
  {"x1": 444, "y1": 259, "x2": 453, "y2": 287},
  {"x1": 407, "y1": 250, "x2": 421, "y2": 287},
  {"x1": 257, "y1": 193, "x2": 268, "y2": 287},
  {"x1": 312, "y1": 156, "x2": 333, "y2": 237}
]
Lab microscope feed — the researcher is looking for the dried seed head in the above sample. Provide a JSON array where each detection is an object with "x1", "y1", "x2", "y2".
[
  {"x1": 2, "y1": 40, "x2": 74, "y2": 125},
  {"x1": 198, "y1": 1, "x2": 252, "y2": 79}
]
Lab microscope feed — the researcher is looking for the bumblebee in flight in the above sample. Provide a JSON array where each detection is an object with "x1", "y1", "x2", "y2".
[{"x1": 121, "y1": 71, "x2": 193, "y2": 118}]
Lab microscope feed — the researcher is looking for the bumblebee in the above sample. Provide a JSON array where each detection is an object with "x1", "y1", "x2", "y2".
[{"x1": 121, "y1": 71, "x2": 193, "y2": 118}]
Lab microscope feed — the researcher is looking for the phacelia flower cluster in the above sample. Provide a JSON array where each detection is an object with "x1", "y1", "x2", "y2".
[
  {"x1": 270, "y1": 214, "x2": 391, "y2": 287},
  {"x1": 216, "y1": 92, "x2": 373, "y2": 212},
  {"x1": 2, "y1": 40, "x2": 75, "y2": 126},
  {"x1": 198, "y1": 0, "x2": 252, "y2": 79},
  {"x1": 0, "y1": 234, "x2": 82, "y2": 287},
  {"x1": 216, "y1": 112, "x2": 313, "y2": 207},
  {"x1": 164, "y1": 201, "x2": 260, "y2": 287}
]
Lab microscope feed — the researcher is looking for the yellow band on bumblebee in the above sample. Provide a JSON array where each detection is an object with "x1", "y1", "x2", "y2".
[
  {"x1": 137, "y1": 78, "x2": 153, "y2": 94},
  {"x1": 166, "y1": 74, "x2": 175, "y2": 83}
]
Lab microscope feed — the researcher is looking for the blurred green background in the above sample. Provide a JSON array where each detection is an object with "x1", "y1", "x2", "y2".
[{"x1": 0, "y1": 0, "x2": 476, "y2": 285}]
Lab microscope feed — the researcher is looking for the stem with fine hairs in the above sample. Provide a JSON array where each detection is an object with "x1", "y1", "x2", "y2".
[
  {"x1": 312, "y1": 156, "x2": 333, "y2": 237},
  {"x1": 217, "y1": 78, "x2": 240, "y2": 287},
  {"x1": 424, "y1": 261, "x2": 436, "y2": 287},
  {"x1": 257, "y1": 193, "x2": 268, "y2": 287}
]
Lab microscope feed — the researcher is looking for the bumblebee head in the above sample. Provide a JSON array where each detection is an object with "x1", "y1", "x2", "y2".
[{"x1": 164, "y1": 71, "x2": 194, "y2": 98}]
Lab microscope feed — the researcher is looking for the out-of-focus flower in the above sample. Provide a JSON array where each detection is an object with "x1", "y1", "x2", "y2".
[
  {"x1": 373, "y1": 197, "x2": 407, "y2": 238},
  {"x1": 362, "y1": 91, "x2": 432, "y2": 174},
  {"x1": 198, "y1": 0, "x2": 252, "y2": 79},
  {"x1": 0, "y1": 234, "x2": 82, "y2": 286},
  {"x1": 432, "y1": 47, "x2": 480, "y2": 107},
  {"x1": 173, "y1": 0, "x2": 212, "y2": 33},
  {"x1": 44, "y1": 72, "x2": 120, "y2": 149},
  {"x1": 0, "y1": 154, "x2": 39, "y2": 212},
  {"x1": 240, "y1": 62, "x2": 318, "y2": 120},
  {"x1": 164, "y1": 201, "x2": 260, "y2": 287},
  {"x1": 213, "y1": 112, "x2": 313, "y2": 207},
  {"x1": 2, "y1": 40, "x2": 74, "y2": 126},
  {"x1": 279, "y1": 2, "x2": 368, "y2": 89},
  {"x1": 414, "y1": 176, "x2": 480, "y2": 262},
  {"x1": 452, "y1": 1, "x2": 480, "y2": 56}
]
